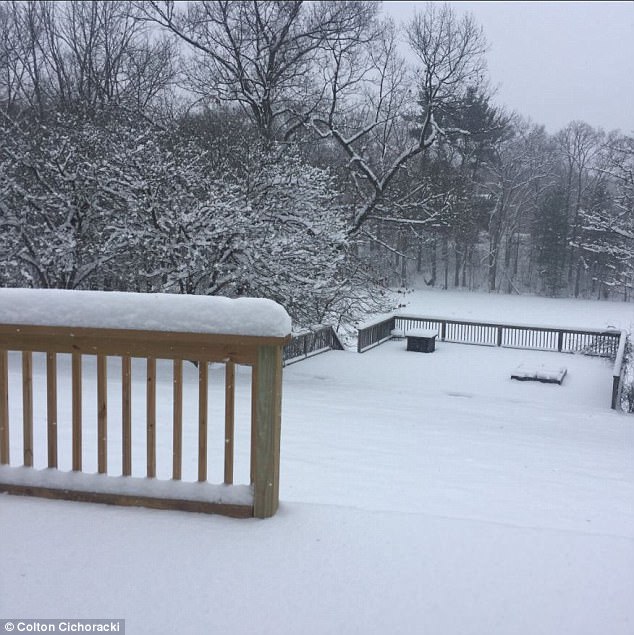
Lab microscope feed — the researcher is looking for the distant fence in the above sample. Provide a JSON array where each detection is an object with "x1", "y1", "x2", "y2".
[
  {"x1": 357, "y1": 317, "x2": 397, "y2": 354},
  {"x1": 283, "y1": 325, "x2": 345, "y2": 365},
  {"x1": 357, "y1": 314, "x2": 626, "y2": 410},
  {"x1": 0, "y1": 322, "x2": 289, "y2": 518}
]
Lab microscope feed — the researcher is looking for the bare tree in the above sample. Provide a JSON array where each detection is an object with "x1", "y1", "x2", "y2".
[
  {"x1": 139, "y1": 0, "x2": 377, "y2": 139},
  {"x1": 484, "y1": 121, "x2": 553, "y2": 292},
  {"x1": 573, "y1": 132, "x2": 634, "y2": 299},
  {"x1": 554, "y1": 120, "x2": 604, "y2": 295},
  {"x1": 0, "y1": 1, "x2": 176, "y2": 116},
  {"x1": 50, "y1": 1, "x2": 177, "y2": 112},
  {"x1": 0, "y1": 1, "x2": 50, "y2": 115},
  {"x1": 311, "y1": 2, "x2": 488, "y2": 235}
]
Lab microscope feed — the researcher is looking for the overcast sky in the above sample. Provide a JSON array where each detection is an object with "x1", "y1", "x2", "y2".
[{"x1": 381, "y1": 1, "x2": 634, "y2": 134}]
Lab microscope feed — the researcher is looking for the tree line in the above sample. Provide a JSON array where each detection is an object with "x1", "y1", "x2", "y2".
[{"x1": 1, "y1": 1, "x2": 632, "y2": 330}]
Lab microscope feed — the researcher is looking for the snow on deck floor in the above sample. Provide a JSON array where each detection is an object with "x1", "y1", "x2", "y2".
[
  {"x1": 281, "y1": 343, "x2": 632, "y2": 534},
  {"x1": 2, "y1": 340, "x2": 633, "y2": 635}
]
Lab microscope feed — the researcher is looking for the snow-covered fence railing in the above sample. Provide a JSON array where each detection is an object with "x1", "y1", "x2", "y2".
[
  {"x1": 283, "y1": 326, "x2": 345, "y2": 365},
  {"x1": 0, "y1": 289, "x2": 291, "y2": 519},
  {"x1": 392, "y1": 316, "x2": 621, "y2": 356},
  {"x1": 357, "y1": 316, "x2": 396, "y2": 353},
  {"x1": 358, "y1": 314, "x2": 625, "y2": 408}
]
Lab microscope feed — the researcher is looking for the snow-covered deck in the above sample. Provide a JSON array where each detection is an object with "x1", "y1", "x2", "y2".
[{"x1": 3, "y1": 339, "x2": 633, "y2": 634}]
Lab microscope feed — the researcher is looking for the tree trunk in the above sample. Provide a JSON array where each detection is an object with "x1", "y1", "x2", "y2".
[
  {"x1": 454, "y1": 245, "x2": 461, "y2": 287},
  {"x1": 573, "y1": 260, "x2": 582, "y2": 298},
  {"x1": 462, "y1": 246, "x2": 470, "y2": 288},
  {"x1": 503, "y1": 237, "x2": 513, "y2": 294},
  {"x1": 442, "y1": 235, "x2": 449, "y2": 290},
  {"x1": 488, "y1": 244, "x2": 498, "y2": 292}
]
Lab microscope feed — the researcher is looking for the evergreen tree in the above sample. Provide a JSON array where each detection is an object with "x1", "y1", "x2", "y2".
[{"x1": 533, "y1": 187, "x2": 569, "y2": 296}]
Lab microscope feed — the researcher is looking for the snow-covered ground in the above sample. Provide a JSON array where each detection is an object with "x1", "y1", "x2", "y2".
[
  {"x1": 2, "y1": 291, "x2": 633, "y2": 635},
  {"x1": 390, "y1": 286, "x2": 634, "y2": 331}
]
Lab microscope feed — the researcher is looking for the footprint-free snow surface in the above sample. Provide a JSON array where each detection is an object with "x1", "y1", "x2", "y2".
[{"x1": 2, "y1": 290, "x2": 633, "y2": 635}]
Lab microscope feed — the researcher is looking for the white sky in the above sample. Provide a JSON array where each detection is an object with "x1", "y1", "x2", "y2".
[{"x1": 381, "y1": 1, "x2": 634, "y2": 134}]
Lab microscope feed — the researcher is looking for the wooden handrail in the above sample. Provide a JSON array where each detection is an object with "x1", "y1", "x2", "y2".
[
  {"x1": 283, "y1": 325, "x2": 345, "y2": 364},
  {"x1": 0, "y1": 324, "x2": 287, "y2": 364},
  {"x1": 393, "y1": 314, "x2": 622, "y2": 338},
  {"x1": 611, "y1": 332, "x2": 628, "y2": 410},
  {"x1": 0, "y1": 320, "x2": 289, "y2": 518},
  {"x1": 359, "y1": 314, "x2": 622, "y2": 353}
]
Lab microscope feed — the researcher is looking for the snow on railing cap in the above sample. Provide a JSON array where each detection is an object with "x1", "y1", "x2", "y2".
[{"x1": 0, "y1": 288, "x2": 292, "y2": 338}]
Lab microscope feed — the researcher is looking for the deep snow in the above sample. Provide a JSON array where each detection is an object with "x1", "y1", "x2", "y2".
[
  {"x1": 1, "y1": 290, "x2": 633, "y2": 635},
  {"x1": 389, "y1": 286, "x2": 634, "y2": 331},
  {"x1": 0, "y1": 288, "x2": 292, "y2": 337}
]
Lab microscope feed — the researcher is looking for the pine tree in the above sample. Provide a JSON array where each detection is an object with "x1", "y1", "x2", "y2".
[{"x1": 533, "y1": 187, "x2": 569, "y2": 296}]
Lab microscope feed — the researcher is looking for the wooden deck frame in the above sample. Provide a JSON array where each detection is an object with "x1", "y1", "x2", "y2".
[
  {"x1": 0, "y1": 323, "x2": 288, "y2": 519},
  {"x1": 0, "y1": 482, "x2": 253, "y2": 518}
]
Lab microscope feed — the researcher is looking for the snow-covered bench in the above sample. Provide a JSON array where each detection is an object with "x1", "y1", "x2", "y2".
[{"x1": 511, "y1": 364, "x2": 567, "y2": 385}]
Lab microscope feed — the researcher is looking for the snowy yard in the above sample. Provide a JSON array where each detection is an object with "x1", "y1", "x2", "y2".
[{"x1": 2, "y1": 290, "x2": 634, "y2": 635}]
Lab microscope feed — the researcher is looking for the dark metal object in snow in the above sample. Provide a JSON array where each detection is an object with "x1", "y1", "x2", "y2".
[{"x1": 406, "y1": 329, "x2": 437, "y2": 353}]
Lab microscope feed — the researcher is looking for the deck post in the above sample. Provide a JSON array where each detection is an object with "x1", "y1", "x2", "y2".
[
  {"x1": 0, "y1": 350, "x2": 8, "y2": 465},
  {"x1": 611, "y1": 375, "x2": 620, "y2": 410},
  {"x1": 253, "y1": 344, "x2": 283, "y2": 518}
]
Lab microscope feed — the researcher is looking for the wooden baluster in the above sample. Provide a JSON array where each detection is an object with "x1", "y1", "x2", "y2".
[
  {"x1": 22, "y1": 352, "x2": 33, "y2": 467},
  {"x1": 147, "y1": 357, "x2": 156, "y2": 478},
  {"x1": 0, "y1": 350, "x2": 9, "y2": 465},
  {"x1": 224, "y1": 361, "x2": 235, "y2": 485},
  {"x1": 172, "y1": 359, "x2": 183, "y2": 480},
  {"x1": 198, "y1": 361, "x2": 208, "y2": 482},
  {"x1": 46, "y1": 353, "x2": 57, "y2": 468},
  {"x1": 72, "y1": 353, "x2": 82, "y2": 471},
  {"x1": 97, "y1": 355, "x2": 107, "y2": 474},
  {"x1": 122, "y1": 356, "x2": 132, "y2": 476}
]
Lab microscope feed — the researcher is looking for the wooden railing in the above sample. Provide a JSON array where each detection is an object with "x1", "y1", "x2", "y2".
[
  {"x1": 612, "y1": 332, "x2": 628, "y2": 410},
  {"x1": 357, "y1": 316, "x2": 396, "y2": 353},
  {"x1": 358, "y1": 314, "x2": 626, "y2": 409},
  {"x1": 0, "y1": 323, "x2": 289, "y2": 518},
  {"x1": 283, "y1": 325, "x2": 345, "y2": 365}
]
